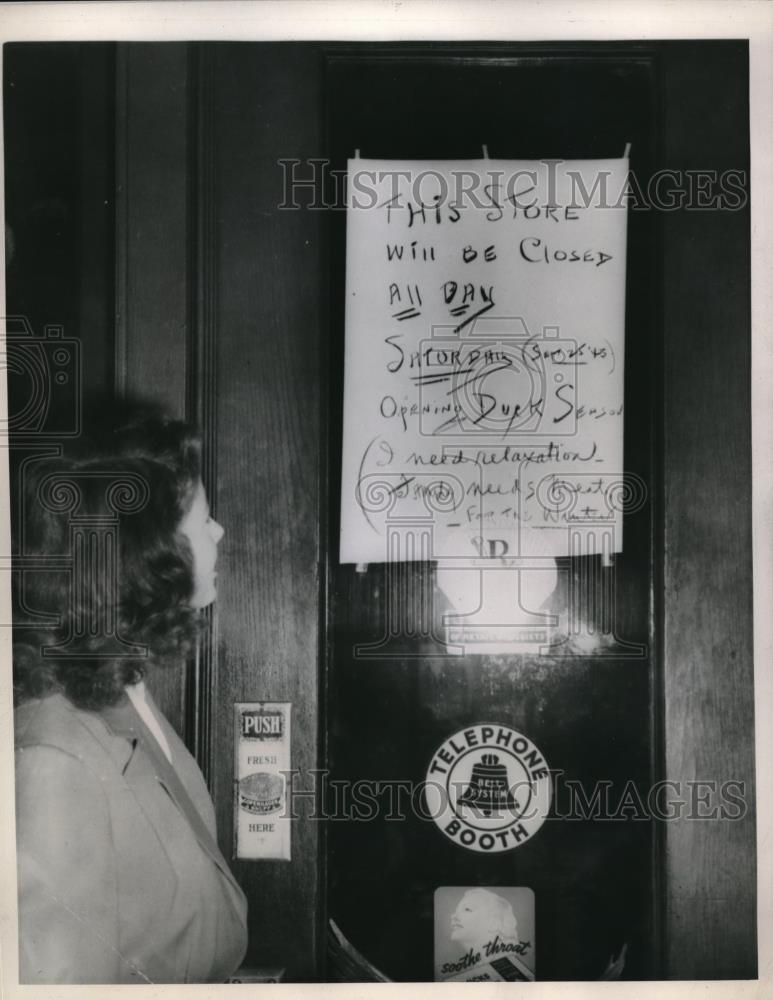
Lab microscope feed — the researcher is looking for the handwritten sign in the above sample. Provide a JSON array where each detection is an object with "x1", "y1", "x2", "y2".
[{"x1": 340, "y1": 158, "x2": 629, "y2": 564}]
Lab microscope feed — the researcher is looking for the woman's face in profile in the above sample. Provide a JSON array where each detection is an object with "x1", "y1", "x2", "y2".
[
  {"x1": 450, "y1": 891, "x2": 496, "y2": 947},
  {"x1": 178, "y1": 480, "x2": 225, "y2": 608}
]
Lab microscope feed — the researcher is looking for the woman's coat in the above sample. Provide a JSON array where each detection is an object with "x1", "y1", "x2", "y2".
[{"x1": 15, "y1": 690, "x2": 248, "y2": 983}]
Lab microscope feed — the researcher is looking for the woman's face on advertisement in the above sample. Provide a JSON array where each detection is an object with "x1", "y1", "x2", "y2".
[
  {"x1": 179, "y1": 480, "x2": 225, "y2": 608},
  {"x1": 450, "y1": 892, "x2": 497, "y2": 946}
]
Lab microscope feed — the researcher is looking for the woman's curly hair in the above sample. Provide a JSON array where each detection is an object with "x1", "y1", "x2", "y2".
[{"x1": 13, "y1": 403, "x2": 204, "y2": 709}]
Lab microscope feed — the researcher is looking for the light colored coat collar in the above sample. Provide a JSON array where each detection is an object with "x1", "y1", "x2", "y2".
[
  {"x1": 16, "y1": 691, "x2": 240, "y2": 894},
  {"x1": 96, "y1": 693, "x2": 241, "y2": 893}
]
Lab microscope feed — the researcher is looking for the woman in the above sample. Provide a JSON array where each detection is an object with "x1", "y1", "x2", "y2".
[
  {"x1": 450, "y1": 888, "x2": 520, "y2": 955},
  {"x1": 13, "y1": 406, "x2": 248, "y2": 983}
]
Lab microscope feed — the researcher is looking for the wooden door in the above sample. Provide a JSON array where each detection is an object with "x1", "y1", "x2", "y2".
[
  {"x1": 325, "y1": 45, "x2": 658, "y2": 982},
  {"x1": 323, "y1": 42, "x2": 754, "y2": 982}
]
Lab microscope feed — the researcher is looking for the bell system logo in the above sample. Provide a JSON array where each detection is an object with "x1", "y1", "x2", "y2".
[{"x1": 426, "y1": 724, "x2": 552, "y2": 853}]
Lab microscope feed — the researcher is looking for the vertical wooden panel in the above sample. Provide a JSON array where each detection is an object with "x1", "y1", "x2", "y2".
[
  {"x1": 207, "y1": 43, "x2": 323, "y2": 980},
  {"x1": 114, "y1": 42, "x2": 192, "y2": 732},
  {"x1": 185, "y1": 45, "x2": 220, "y2": 782},
  {"x1": 112, "y1": 44, "x2": 325, "y2": 978},
  {"x1": 78, "y1": 43, "x2": 115, "y2": 396},
  {"x1": 114, "y1": 43, "x2": 190, "y2": 417},
  {"x1": 4, "y1": 44, "x2": 81, "y2": 339},
  {"x1": 661, "y1": 42, "x2": 755, "y2": 979}
]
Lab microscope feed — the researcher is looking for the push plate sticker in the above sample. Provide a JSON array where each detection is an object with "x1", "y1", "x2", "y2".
[{"x1": 233, "y1": 702, "x2": 291, "y2": 860}]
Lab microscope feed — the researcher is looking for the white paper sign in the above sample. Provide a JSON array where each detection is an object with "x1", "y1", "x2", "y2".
[
  {"x1": 233, "y1": 702, "x2": 291, "y2": 861},
  {"x1": 340, "y1": 158, "x2": 629, "y2": 564}
]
